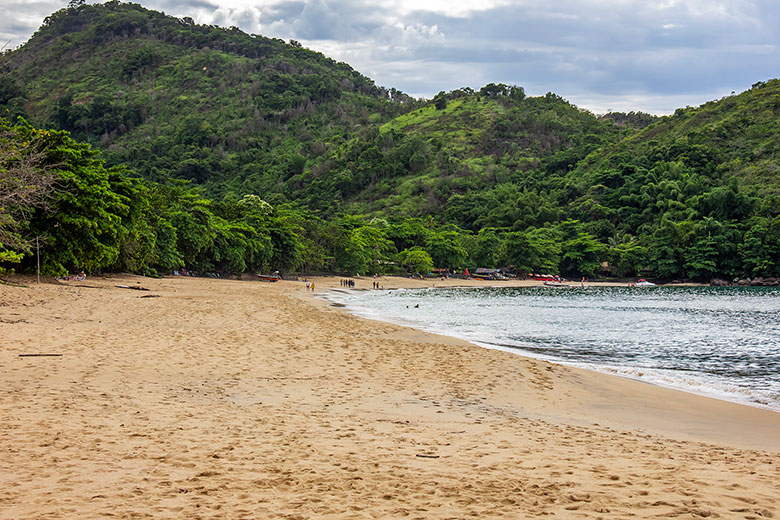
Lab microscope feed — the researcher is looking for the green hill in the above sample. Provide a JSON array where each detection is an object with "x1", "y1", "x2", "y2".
[
  {"x1": 295, "y1": 86, "x2": 636, "y2": 218},
  {"x1": 2, "y1": 2, "x2": 780, "y2": 281},
  {"x1": 574, "y1": 80, "x2": 780, "y2": 193},
  {"x1": 0, "y1": 1, "x2": 418, "y2": 200},
  {"x1": 557, "y1": 80, "x2": 780, "y2": 278}
]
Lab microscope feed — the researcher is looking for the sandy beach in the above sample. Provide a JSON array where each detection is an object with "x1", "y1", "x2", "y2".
[{"x1": 2, "y1": 274, "x2": 779, "y2": 519}]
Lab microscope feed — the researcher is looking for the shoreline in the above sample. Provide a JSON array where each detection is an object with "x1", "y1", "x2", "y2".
[
  {"x1": 302, "y1": 276, "x2": 780, "y2": 451},
  {"x1": 318, "y1": 276, "x2": 780, "y2": 416},
  {"x1": 2, "y1": 274, "x2": 779, "y2": 518}
]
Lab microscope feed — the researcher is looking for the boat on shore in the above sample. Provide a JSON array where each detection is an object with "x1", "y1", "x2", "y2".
[
  {"x1": 471, "y1": 268, "x2": 509, "y2": 280},
  {"x1": 543, "y1": 281, "x2": 571, "y2": 288},
  {"x1": 634, "y1": 279, "x2": 656, "y2": 287}
]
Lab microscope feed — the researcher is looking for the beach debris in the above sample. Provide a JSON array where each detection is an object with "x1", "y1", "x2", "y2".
[
  {"x1": 19, "y1": 353, "x2": 63, "y2": 357},
  {"x1": 0, "y1": 318, "x2": 27, "y2": 323},
  {"x1": 115, "y1": 284, "x2": 150, "y2": 291},
  {"x1": 139, "y1": 294, "x2": 160, "y2": 298},
  {"x1": 0, "y1": 279, "x2": 27, "y2": 288},
  {"x1": 415, "y1": 454, "x2": 440, "y2": 459}
]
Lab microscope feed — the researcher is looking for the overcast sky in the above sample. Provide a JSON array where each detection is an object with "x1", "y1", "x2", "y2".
[{"x1": 2, "y1": 0, "x2": 779, "y2": 114}]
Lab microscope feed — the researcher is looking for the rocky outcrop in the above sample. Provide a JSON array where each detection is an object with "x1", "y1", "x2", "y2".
[{"x1": 725, "y1": 277, "x2": 780, "y2": 286}]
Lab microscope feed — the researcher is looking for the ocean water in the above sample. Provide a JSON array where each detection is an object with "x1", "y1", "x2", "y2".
[{"x1": 326, "y1": 285, "x2": 780, "y2": 412}]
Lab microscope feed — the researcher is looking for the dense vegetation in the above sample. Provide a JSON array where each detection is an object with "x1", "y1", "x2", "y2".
[
  {"x1": 299, "y1": 86, "x2": 633, "y2": 216},
  {"x1": 0, "y1": 1, "x2": 419, "y2": 201},
  {"x1": 0, "y1": 117, "x2": 576, "y2": 278},
  {"x1": 563, "y1": 80, "x2": 780, "y2": 280},
  {"x1": 2, "y1": 2, "x2": 780, "y2": 281}
]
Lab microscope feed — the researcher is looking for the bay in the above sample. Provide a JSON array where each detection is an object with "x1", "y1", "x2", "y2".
[{"x1": 327, "y1": 286, "x2": 780, "y2": 411}]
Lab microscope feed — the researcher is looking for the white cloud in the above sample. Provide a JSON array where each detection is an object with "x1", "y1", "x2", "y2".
[
  {"x1": 2, "y1": 0, "x2": 779, "y2": 113},
  {"x1": 394, "y1": 0, "x2": 514, "y2": 17},
  {"x1": 0, "y1": 1, "x2": 62, "y2": 50}
]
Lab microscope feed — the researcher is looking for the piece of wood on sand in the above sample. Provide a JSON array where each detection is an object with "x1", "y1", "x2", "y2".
[
  {"x1": 19, "y1": 353, "x2": 63, "y2": 357},
  {"x1": 115, "y1": 284, "x2": 150, "y2": 291}
]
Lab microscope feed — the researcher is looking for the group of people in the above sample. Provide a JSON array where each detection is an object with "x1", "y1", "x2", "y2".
[
  {"x1": 304, "y1": 280, "x2": 315, "y2": 291},
  {"x1": 340, "y1": 279, "x2": 355, "y2": 288},
  {"x1": 371, "y1": 280, "x2": 383, "y2": 289}
]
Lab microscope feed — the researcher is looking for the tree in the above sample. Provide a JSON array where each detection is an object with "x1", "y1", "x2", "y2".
[
  {"x1": 471, "y1": 228, "x2": 501, "y2": 267},
  {"x1": 606, "y1": 234, "x2": 648, "y2": 277},
  {"x1": 387, "y1": 218, "x2": 430, "y2": 252},
  {"x1": 425, "y1": 230, "x2": 468, "y2": 269},
  {"x1": 557, "y1": 220, "x2": 605, "y2": 277},
  {"x1": 561, "y1": 231, "x2": 605, "y2": 277},
  {"x1": 268, "y1": 211, "x2": 305, "y2": 272},
  {"x1": 502, "y1": 227, "x2": 563, "y2": 274},
  {"x1": 0, "y1": 121, "x2": 57, "y2": 257},
  {"x1": 168, "y1": 200, "x2": 215, "y2": 269},
  {"x1": 683, "y1": 233, "x2": 719, "y2": 280},
  {"x1": 647, "y1": 218, "x2": 687, "y2": 279},
  {"x1": 397, "y1": 247, "x2": 433, "y2": 274},
  {"x1": 740, "y1": 216, "x2": 780, "y2": 277},
  {"x1": 3, "y1": 121, "x2": 126, "y2": 275},
  {"x1": 341, "y1": 225, "x2": 395, "y2": 274},
  {"x1": 107, "y1": 170, "x2": 157, "y2": 274},
  {"x1": 433, "y1": 91, "x2": 447, "y2": 110},
  {"x1": 500, "y1": 232, "x2": 533, "y2": 272}
]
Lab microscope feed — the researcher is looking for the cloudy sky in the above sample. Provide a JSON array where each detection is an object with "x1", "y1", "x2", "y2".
[{"x1": 2, "y1": 0, "x2": 779, "y2": 114}]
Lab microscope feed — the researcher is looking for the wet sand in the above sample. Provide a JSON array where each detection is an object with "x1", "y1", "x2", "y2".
[{"x1": 1, "y1": 274, "x2": 778, "y2": 519}]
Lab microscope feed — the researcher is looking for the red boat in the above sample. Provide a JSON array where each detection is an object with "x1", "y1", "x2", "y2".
[{"x1": 532, "y1": 274, "x2": 561, "y2": 282}]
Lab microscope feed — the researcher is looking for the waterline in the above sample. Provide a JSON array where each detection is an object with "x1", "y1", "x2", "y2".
[{"x1": 326, "y1": 286, "x2": 780, "y2": 412}]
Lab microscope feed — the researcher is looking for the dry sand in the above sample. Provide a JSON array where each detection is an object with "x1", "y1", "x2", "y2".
[{"x1": 1, "y1": 274, "x2": 779, "y2": 519}]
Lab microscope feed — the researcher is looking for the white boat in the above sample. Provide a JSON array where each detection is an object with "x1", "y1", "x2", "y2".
[{"x1": 635, "y1": 279, "x2": 656, "y2": 287}]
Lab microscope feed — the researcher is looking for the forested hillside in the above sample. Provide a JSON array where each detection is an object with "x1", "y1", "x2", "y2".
[
  {"x1": 300, "y1": 86, "x2": 633, "y2": 217},
  {"x1": 561, "y1": 80, "x2": 780, "y2": 279},
  {"x1": 0, "y1": 1, "x2": 418, "y2": 199},
  {"x1": 2, "y1": 2, "x2": 780, "y2": 281}
]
